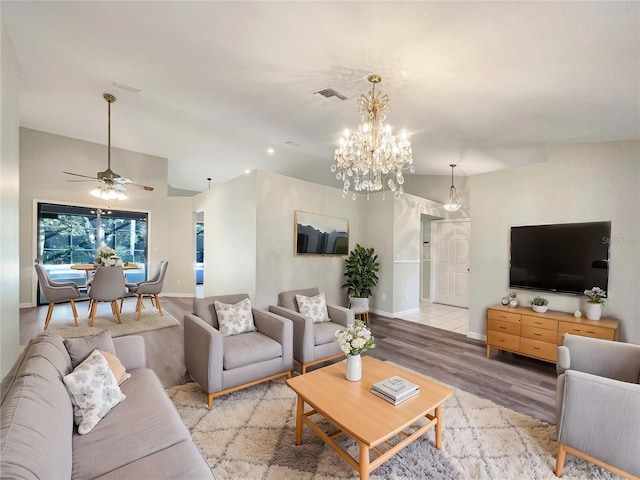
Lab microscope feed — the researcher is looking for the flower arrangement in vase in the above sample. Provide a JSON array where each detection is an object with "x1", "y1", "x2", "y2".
[
  {"x1": 335, "y1": 320, "x2": 375, "y2": 381},
  {"x1": 583, "y1": 286, "x2": 606, "y2": 320},
  {"x1": 95, "y1": 245, "x2": 123, "y2": 267}
]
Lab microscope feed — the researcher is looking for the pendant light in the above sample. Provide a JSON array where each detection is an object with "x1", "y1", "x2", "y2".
[{"x1": 443, "y1": 164, "x2": 461, "y2": 212}]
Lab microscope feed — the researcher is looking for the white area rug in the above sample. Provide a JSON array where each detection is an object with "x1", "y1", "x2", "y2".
[
  {"x1": 168, "y1": 377, "x2": 621, "y2": 480},
  {"x1": 48, "y1": 309, "x2": 180, "y2": 338}
]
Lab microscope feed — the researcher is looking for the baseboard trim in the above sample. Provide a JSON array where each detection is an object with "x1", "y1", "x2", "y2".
[
  {"x1": 19, "y1": 303, "x2": 35, "y2": 309},
  {"x1": 370, "y1": 307, "x2": 421, "y2": 318},
  {"x1": 467, "y1": 331, "x2": 486, "y2": 342}
]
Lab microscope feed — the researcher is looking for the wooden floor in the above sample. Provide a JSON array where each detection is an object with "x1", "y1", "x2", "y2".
[{"x1": 19, "y1": 297, "x2": 557, "y2": 424}]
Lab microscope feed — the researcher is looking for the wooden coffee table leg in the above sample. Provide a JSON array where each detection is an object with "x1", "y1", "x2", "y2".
[
  {"x1": 359, "y1": 442, "x2": 370, "y2": 480},
  {"x1": 295, "y1": 396, "x2": 304, "y2": 445},
  {"x1": 435, "y1": 405, "x2": 443, "y2": 449}
]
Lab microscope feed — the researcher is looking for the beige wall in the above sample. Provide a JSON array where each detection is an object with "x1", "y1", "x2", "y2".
[
  {"x1": 469, "y1": 140, "x2": 640, "y2": 343},
  {"x1": 18, "y1": 128, "x2": 195, "y2": 307},
  {"x1": 1, "y1": 24, "x2": 21, "y2": 377},
  {"x1": 254, "y1": 170, "x2": 368, "y2": 309}
]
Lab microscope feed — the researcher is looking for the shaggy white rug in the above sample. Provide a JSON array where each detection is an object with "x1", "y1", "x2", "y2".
[
  {"x1": 168, "y1": 378, "x2": 621, "y2": 480},
  {"x1": 48, "y1": 309, "x2": 180, "y2": 338}
]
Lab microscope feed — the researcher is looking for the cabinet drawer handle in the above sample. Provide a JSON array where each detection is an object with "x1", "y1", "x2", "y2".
[
  {"x1": 534, "y1": 333, "x2": 542, "y2": 336},
  {"x1": 534, "y1": 347, "x2": 541, "y2": 350},
  {"x1": 571, "y1": 329, "x2": 581, "y2": 332},
  {"x1": 586, "y1": 330, "x2": 596, "y2": 334},
  {"x1": 499, "y1": 326, "x2": 507, "y2": 330},
  {"x1": 534, "y1": 321, "x2": 542, "y2": 325},
  {"x1": 499, "y1": 315, "x2": 507, "y2": 319}
]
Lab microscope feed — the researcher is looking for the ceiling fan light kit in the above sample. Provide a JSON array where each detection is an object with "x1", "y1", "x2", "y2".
[
  {"x1": 331, "y1": 74, "x2": 414, "y2": 200},
  {"x1": 443, "y1": 164, "x2": 462, "y2": 212},
  {"x1": 63, "y1": 93, "x2": 153, "y2": 201}
]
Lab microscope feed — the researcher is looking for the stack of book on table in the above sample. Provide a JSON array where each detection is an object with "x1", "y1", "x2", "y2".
[{"x1": 371, "y1": 375, "x2": 420, "y2": 405}]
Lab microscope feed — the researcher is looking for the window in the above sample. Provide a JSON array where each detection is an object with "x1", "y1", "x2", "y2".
[{"x1": 37, "y1": 203, "x2": 149, "y2": 304}]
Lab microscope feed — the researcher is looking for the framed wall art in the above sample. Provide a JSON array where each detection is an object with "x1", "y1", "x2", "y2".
[{"x1": 294, "y1": 210, "x2": 349, "y2": 256}]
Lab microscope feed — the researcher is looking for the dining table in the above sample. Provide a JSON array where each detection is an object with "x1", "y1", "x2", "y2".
[
  {"x1": 70, "y1": 263, "x2": 140, "y2": 271},
  {"x1": 70, "y1": 263, "x2": 141, "y2": 290}
]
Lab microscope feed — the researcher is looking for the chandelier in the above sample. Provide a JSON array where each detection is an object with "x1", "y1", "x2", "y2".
[
  {"x1": 331, "y1": 74, "x2": 414, "y2": 199},
  {"x1": 443, "y1": 164, "x2": 461, "y2": 212}
]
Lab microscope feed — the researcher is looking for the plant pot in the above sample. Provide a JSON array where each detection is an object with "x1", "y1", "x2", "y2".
[
  {"x1": 585, "y1": 303, "x2": 603, "y2": 321},
  {"x1": 532, "y1": 305, "x2": 548, "y2": 313},
  {"x1": 349, "y1": 297, "x2": 369, "y2": 313},
  {"x1": 345, "y1": 354, "x2": 361, "y2": 382}
]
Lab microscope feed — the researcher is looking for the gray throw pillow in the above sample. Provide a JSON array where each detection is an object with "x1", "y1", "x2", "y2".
[{"x1": 64, "y1": 330, "x2": 116, "y2": 368}]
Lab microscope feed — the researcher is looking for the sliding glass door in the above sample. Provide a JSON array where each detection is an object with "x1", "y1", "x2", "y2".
[{"x1": 37, "y1": 203, "x2": 148, "y2": 304}]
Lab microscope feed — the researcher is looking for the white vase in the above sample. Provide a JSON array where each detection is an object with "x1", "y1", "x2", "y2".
[
  {"x1": 345, "y1": 354, "x2": 362, "y2": 382},
  {"x1": 585, "y1": 302, "x2": 603, "y2": 321}
]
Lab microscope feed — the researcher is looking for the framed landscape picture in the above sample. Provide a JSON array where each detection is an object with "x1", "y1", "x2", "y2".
[{"x1": 294, "y1": 211, "x2": 349, "y2": 256}]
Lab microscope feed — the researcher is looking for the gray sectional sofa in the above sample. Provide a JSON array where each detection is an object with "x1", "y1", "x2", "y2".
[{"x1": 0, "y1": 331, "x2": 215, "y2": 479}]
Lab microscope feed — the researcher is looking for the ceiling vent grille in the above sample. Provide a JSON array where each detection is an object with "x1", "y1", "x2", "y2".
[{"x1": 314, "y1": 88, "x2": 348, "y2": 101}]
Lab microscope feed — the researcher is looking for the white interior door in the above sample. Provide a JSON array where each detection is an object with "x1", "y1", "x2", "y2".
[{"x1": 433, "y1": 220, "x2": 470, "y2": 308}]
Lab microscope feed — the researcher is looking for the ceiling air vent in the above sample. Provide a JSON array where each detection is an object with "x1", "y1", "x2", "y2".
[{"x1": 314, "y1": 88, "x2": 348, "y2": 101}]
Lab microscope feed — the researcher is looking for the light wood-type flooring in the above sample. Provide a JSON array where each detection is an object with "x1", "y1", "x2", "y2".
[{"x1": 19, "y1": 296, "x2": 557, "y2": 424}]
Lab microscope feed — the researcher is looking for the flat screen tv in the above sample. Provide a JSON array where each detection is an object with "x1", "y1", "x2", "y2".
[{"x1": 509, "y1": 221, "x2": 610, "y2": 295}]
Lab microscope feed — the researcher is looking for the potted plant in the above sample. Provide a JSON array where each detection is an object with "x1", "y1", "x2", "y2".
[
  {"x1": 342, "y1": 244, "x2": 380, "y2": 312},
  {"x1": 530, "y1": 296, "x2": 549, "y2": 313},
  {"x1": 584, "y1": 286, "x2": 606, "y2": 320}
]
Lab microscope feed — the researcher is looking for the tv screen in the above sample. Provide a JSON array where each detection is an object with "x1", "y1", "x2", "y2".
[{"x1": 509, "y1": 221, "x2": 610, "y2": 295}]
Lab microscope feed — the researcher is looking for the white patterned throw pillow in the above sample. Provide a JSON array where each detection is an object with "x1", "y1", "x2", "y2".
[
  {"x1": 296, "y1": 292, "x2": 330, "y2": 323},
  {"x1": 214, "y1": 298, "x2": 256, "y2": 336},
  {"x1": 63, "y1": 349, "x2": 126, "y2": 435}
]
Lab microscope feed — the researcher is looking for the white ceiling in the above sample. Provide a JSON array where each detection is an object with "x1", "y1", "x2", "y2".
[{"x1": 3, "y1": 1, "x2": 639, "y2": 192}]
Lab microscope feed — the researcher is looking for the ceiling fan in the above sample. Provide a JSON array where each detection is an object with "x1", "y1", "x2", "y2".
[{"x1": 63, "y1": 93, "x2": 154, "y2": 199}]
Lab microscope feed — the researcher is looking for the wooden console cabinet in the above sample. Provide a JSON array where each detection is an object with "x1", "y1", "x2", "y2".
[{"x1": 486, "y1": 305, "x2": 620, "y2": 363}]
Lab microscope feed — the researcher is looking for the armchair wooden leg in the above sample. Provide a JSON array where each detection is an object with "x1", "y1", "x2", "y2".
[
  {"x1": 555, "y1": 443, "x2": 566, "y2": 477},
  {"x1": 154, "y1": 294, "x2": 163, "y2": 316},
  {"x1": 136, "y1": 294, "x2": 143, "y2": 320},
  {"x1": 207, "y1": 394, "x2": 214, "y2": 410},
  {"x1": 70, "y1": 300, "x2": 79, "y2": 327},
  {"x1": 119, "y1": 297, "x2": 124, "y2": 313},
  {"x1": 44, "y1": 302, "x2": 55, "y2": 330},
  {"x1": 89, "y1": 301, "x2": 99, "y2": 327},
  {"x1": 112, "y1": 301, "x2": 122, "y2": 324}
]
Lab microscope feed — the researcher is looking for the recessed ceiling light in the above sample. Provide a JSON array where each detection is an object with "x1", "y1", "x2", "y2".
[
  {"x1": 245, "y1": 169, "x2": 251, "y2": 174},
  {"x1": 267, "y1": 148, "x2": 275, "y2": 155}
]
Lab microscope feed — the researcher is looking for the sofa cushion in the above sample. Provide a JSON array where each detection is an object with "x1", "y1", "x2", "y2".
[
  {"x1": 214, "y1": 298, "x2": 256, "y2": 336},
  {"x1": 95, "y1": 439, "x2": 214, "y2": 480},
  {"x1": 100, "y1": 350, "x2": 131, "y2": 385},
  {"x1": 64, "y1": 350, "x2": 126, "y2": 435},
  {"x1": 278, "y1": 287, "x2": 320, "y2": 312},
  {"x1": 72, "y1": 368, "x2": 192, "y2": 480},
  {"x1": 223, "y1": 331, "x2": 282, "y2": 370},
  {"x1": 314, "y1": 321, "x2": 342, "y2": 346},
  {"x1": 296, "y1": 292, "x2": 330, "y2": 323},
  {"x1": 65, "y1": 330, "x2": 116, "y2": 368},
  {"x1": 1, "y1": 352, "x2": 74, "y2": 479}
]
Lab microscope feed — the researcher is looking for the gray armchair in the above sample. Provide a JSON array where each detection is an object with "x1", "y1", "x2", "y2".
[
  {"x1": 184, "y1": 294, "x2": 293, "y2": 408},
  {"x1": 88, "y1": 266, "x2": 126, "y2": 327},
  {"x1": 269, "y1": 287, "x2": 354, "y2": 374},
  {"x1": 126, "y1": 261, "x2": 168, "y2": 320},
  {"x1": 555, "y1": 334, "x2": 640, "y2": 478},
  {"x1": 34, "y1": 264, "x2": 81, "y2": 329}
]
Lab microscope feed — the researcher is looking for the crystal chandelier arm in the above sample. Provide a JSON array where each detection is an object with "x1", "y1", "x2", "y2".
[{"x1": 332, "y1": 74, "x2": 413, "y2": 198}]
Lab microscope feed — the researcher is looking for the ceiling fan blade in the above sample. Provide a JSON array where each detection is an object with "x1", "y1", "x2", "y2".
[
  {"x1": 63, "y1": 171, "x2": 99, "y2": 180},
  {"x1": 66, "y1": 179, "x2": 101, "y2": 183},
  {"x1": 127, "y1": 183, "x2": 154, "y2": 191}
]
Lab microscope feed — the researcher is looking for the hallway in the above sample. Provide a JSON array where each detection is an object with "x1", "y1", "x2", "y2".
[{"x1": 397, "y1": 301, "x2": 469, "y2": 335}]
